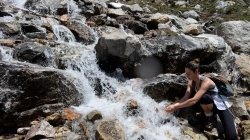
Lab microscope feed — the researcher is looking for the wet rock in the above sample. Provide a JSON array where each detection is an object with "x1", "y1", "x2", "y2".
[
  {"x1": 21, "y1": 24, "x2": 46, "y2": 39},
  {"x1": 87, "y1": 110, "x2": 102, "y2": 122},
  {"x1": 182, "y1": 126, "x2": 208, "y2": 140},
  {"x1": 143, "y1": 74, "x2": 187, "y2": 102},
  {"x1": 126, "y1": 99, "x2": 138, "y2": 110},
  {"x1": 125, "y1": 99, "x2": 140, "y2": 116},
  {"x1": 0, "y1": 39, "x2": 21, "y2": 47},
  {"x1": 45, "y1": 112, "x2": 64, "y2": 126},
  {"x1": 0, "y1": 22, "x2": 20, "y2": 36},
  {"x1": 80, "y1": 120, "x2": 89, "y2": 138},
  {"x1": 54, "y1": 126, "x2": 71, "y2": 138},
  {"x1": 13, "y1": 42, "x2": 54, "y2": 67},
  {"x1": 66, "y1": 19, "x2": 96, "y2": 45},
  {"x1": 88, "y1": 15, "x2": 107, "y2": 26},
  {"x1": 24, "y1": 0, "x2": 68, "y2": 15},
  {"x1": 63, "y1": 108, "x2": 81, "y2": 121},
  {"x1": 96, "y1": 120, "x2": 125, "y2": 140},
  {"x1": 95, "y1": 27, "x2": 144, "y2": 76},
  {"x1": 0, "y1": 62, "x2": 82, "y2": 128},
  {"x1": 0, "y1": 11, "x2": 12, "y2": 17},
  {"x1": 24, "y1": 120, "x2": 55, "y2": 140}
]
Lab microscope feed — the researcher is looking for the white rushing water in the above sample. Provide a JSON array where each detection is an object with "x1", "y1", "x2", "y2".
[
  {"x1": 0, "y1": 46, "x2": 13, "y2": 62},
  {"x1": 52, "y1": 25, "x2": 76, "y2": 43},
  {"x1": 5, "y1": 0, "x2": 190, "y2": 139},
  {"x1": 61, "y1": 42, "x2": 189, "y2": 139}
]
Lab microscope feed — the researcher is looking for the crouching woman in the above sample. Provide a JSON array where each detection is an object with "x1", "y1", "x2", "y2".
[{"x1": 165, "y1": 59, "x2": 238, "y2": 140}]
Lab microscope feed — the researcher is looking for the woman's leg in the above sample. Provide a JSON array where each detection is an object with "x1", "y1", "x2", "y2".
[
  {"x1": 200, "y1": 94, "x2": 214, "y2": 116},
  {"x1": 200, "y1": 94, "x2": 216, "y2": 131},
  {"x1": 217, "y1": 109, "x2": 238, "y2": 140}
]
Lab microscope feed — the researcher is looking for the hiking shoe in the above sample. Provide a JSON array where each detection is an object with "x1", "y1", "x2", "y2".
[{"x1": 205, "y1": 116, "x2": 216, "y2": 131}]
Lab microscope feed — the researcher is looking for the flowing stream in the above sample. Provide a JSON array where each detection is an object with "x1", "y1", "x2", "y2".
[{"x1": 0, "y1": 0, "x2": 192, "y2": 139}]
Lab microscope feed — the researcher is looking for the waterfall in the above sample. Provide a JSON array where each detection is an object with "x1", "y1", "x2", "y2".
[
  {"x1": 52, "y1": 25, "x2": 76, "y2": 43},
  {"x1": 0, "y1": 46, "x2": 13, "y2": 62},
  {"x1": 67, "y1": 0, "x2": 82, "y2": 19},
  {"x1": 9, "y1": 0, "x2": 26, "y2": 8},
  {"x1": 57, "y1": 33, "x2": 189, "y2": 139},
  {"x1": 3, "y1": 1, "x2": 190, "y2": 139}
]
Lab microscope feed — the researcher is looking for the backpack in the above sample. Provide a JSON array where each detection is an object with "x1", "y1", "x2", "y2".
[{"x1": 203, "y1": 73, "x2": 235, "y2": 97}]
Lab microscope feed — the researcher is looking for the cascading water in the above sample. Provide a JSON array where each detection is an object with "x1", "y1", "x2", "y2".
[
  {"x1": 3, "y1": 0, "x2": 191, "y2": 139},
  {"x1": 52, "y1": 25, "x2": 76, "y2": 43},
  {"x1": 61, "y1": 38, "x2": 189, "y2": 139},
  {"x1": 0, "y1": 46, "x2": 13, "y2": 62}
]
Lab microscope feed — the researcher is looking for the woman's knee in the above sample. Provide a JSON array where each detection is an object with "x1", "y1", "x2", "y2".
[{"x1": 200, "y1": 94, "x2": 213, "y2": 104}]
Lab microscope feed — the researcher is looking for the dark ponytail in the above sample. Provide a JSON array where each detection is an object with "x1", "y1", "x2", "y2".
[{"x1": 185, "y1": 58, "x2": 200, "y2": 72}]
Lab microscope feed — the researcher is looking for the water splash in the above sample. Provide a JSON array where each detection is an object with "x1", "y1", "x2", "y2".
[
  {"x1": 0, "y1": 46, "x2": 13, "y2": 61},
  {"x1": 52, "y1": 25, "x2": 76, "y2": 43},
  {"x1": 5, "y1": 0, "x2": 27, "y2": 8},
  {"x1": 67, "y1": 0, "x2": 81, "y2": 18},
  {"x1": 0, "y1": 32, "x2": 3, "y2": 39}
]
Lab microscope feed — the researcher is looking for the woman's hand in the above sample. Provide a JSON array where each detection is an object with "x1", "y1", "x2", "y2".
[{"x1": 165, "y1": 104, "x2": 177, "y2": 113}]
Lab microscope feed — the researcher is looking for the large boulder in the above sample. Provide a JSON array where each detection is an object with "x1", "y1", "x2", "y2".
[
  {"x1": 0, "y1": 61, "x2": 83, "y2": 129},
  {"x1": 234, "y1": 54, "x2": 250, "y2": 93},
  {"x1": 95, "y1": 27, "x2": 145, "y2": 77},
  {"x1": 96, "y1": 30, "x2": 235, "y2": 78},
  {"x1": 215, "y1": 21, "x2": 250, "y2": 54},
  {"x1": 65, "y1": 19, "x2": 96, "y2": 45},
  {"x1": 143, "y1": 74, "x2": 187, "y2": 102},
  {"x1": 13, "y1": 42, "x2": 54, "y2": 67}
]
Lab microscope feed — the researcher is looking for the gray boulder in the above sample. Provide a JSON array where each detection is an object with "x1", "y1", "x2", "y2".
[
  {"x1": 215, "y1": 21, "x2": 250, "y2": 54},
  {"x1": 66, "y1": 19, "x2": 96, "y2": 45},
  {"x1": 143, "y1": 74, "x2": 187, "y2": 102},
  {"x1": 0, "y1": 61, "x2": 83, "y2": 128},
  {"x1": 13, "y1": 42, "x2": 54, "y2": 67}
]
